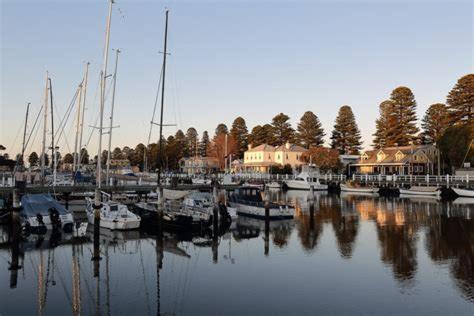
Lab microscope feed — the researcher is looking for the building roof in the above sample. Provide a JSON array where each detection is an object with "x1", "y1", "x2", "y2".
[
  {"x1": 247, "y1": 144, "x2": 276, "y2": 152},
  {"x1": 274, "y1": 144, "x2": 307, "y2": 152},
  {"x1": 357, "y1": 145, "x2": 434, "y2": 165}
]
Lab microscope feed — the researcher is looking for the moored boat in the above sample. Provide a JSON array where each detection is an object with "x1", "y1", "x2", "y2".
[
  {"x1": 340, "y1": 183, "x2": 379, "y2": 193},
  {"x1": 228, "y1": 187, "x2": 294, "y2": 220},
  {"x1": 398, "y1": 186, "x2": 441, "y2": 197},
  {"x1": 21, "y1": 194, "x2": 74, "y2": 234},
  {"x1": 85, "y1": 192, "x2": 141, "y2": 230},
  {"x1": 452, "y1": 187, "x2": 474, "y2": 198},
  {"x1": 284, "y1": 165, "x2": 328, "y2": 190}
]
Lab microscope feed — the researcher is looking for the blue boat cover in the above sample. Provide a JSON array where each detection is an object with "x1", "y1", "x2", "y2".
[{"x1": 21, "y1": 194, "x2": 69, "y2": 216}]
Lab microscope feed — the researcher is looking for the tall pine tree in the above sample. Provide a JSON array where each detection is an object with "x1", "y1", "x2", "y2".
[
  {"x1": 215, "y1": 123, "x2": 228, "y2": 136},
  {"x1": 230, "y1": 116, "x2": 248, "y2": 158},
  {"x1": 373, "y1": 100, "x2": 396, "y2": 149},
  {"x1": 330, "y1": 105, "x2": 362, "y2": 154},
  {"x1": 271, "y1": 113, "x2": 295, "y2": 146},
  {"x1": 200, "y1": 131, "x2": 210, "y2": 157},
  {"x1": 389, "y1": 86, "x2": 419, "y2": 146},
  {"x1": 296, "y1": 111, "x2": 325, "y2": 148},
  {"x1": 446, "y1": 74, "x2": 474, "y2": 125},
  {"x1": 249, "y1": 124, "x2": 273, "y2": 146},
  {"x1": 185, "y1": 127, "x2": 198, "y2": 157},
  {"x1": 421, "y1": 103, "x2": 449, "y2": 144}
]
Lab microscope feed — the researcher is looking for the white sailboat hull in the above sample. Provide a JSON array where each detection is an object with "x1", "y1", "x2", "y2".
[
  {"x1": 340, "y1": 184, "x2": 379, "y2": 193},
  {"x1": 284, "y1": 180, "x2": 328, "y2": 190},
  {"x1": 86, "y1": 212, "x2": 140, "y2": 230},
  {"x1": 452, "y1": 187, "x2": 474, "y2": 198},
  {"x1": 399, "y1": 188, "x2": 441, "y2": 197}
]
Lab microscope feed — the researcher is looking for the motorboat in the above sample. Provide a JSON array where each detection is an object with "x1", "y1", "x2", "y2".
[
  {"x1": 284, "y1": 165, "x2": 328, "y2": 190},
  {"x1": 85, "y1": 192, "x2": 141, "y2": 230},
  {"x1": 192, "y1": 177, "x2": 212, "y2": 185},
  {"x1": 452, "y1": 187, "x2": 474, "y2": 198},
  {"x1": 228, "y1": 187, "x2": 294, "y2": 220},
  {"x1": 398, "y1": 186, "x2": 441, "y2": 197},
  {"x1": 20, "y1": 194, "x2": 74, "y2": 234},
  {"x1": 340, "y1": 183, "x2": 379, "y2": 193}
]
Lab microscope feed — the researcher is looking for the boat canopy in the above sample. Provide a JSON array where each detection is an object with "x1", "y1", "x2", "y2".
[{"x1": 21, "y1": 194, "x2": 69, "y2": 216}]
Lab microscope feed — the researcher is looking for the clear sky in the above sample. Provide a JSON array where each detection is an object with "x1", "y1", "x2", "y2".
[{"x1": 1, "y1": 0, "x2": 473, "y2": 157}]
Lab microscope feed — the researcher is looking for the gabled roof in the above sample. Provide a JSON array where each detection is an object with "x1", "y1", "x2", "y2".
[
  {"x1": 274, "y1": 144, "x2": 307, "y2": 152},
  {"x1": 359, "y1": 145, "x2": 435, "y2": 165},
  {"x1": 247, "y1": 144, "x2": 276, "y2": 152}
]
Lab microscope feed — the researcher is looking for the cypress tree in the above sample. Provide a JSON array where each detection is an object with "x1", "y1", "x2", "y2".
[
  {"x1": 330, "y1": 105, "x2": 362, "y2": 154},
  {"x1": 296, "y1": 111, "x2": 325, "y2": 148},
  {"x1": 389, "y1": 86, "x2": 419, "y2": 146},
  {"x1": 446, "y1": 74, "x2": 474, "y2": 125},
  {"x1": 421, "y1": 103, "x2": 449, "y2": 144},
  {"x1": 200, "y1": 131, "x2": 210, "y2": 157},
  {"x1": 230, "y1": 116, "x2": 249, "y2": 158},
  {"x1": 185, "y1": 127, "x2": 198, "y2": 157},
  {"x1": 271, "y1": 113, "x2": 295, "y2": 146},
  {"x1": 372, "y1": 100, "x2": 396, "y2": 149}
]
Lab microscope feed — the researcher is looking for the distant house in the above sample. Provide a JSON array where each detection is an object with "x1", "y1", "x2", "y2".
[
  {"x1": 243, "y1": 142, "x2": 307, "y2": 173},
  {"x1": 351, "y1": 145, "x2": 439, "y2": 175},
  {"x1": 179, "y1": 156, "x2": 220, "y2": 175}
]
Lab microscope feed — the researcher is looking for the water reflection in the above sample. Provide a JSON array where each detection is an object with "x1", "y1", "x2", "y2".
[{"x1": 0, "y1": 192, "x2": 473, "y2": 315}]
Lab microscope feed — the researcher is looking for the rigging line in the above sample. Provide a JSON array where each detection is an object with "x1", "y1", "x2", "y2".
[
  {"x1": 24, "y1": 105, "x2": 43, "y2": 154},
  {"x1": 7, "y1": 118, "x2": 24, "y2": 156},
  {"x1": 54, "y1": 87, "x2": 80, "y2": 151},
  {"x1": 147, "y1": 64, "x2": 164, "y2": 147},
  {"x1": 26, "y1": 116, "x2": 42, "y2": 155}
]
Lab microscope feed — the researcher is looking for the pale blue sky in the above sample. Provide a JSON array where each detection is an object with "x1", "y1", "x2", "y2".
[{"x1": 1, "y1": 0, "x2": 473, "y2": 156}]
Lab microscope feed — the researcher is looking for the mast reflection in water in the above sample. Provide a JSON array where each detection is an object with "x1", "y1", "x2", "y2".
[{"x1": 0, "y1": 192, "x2": 473, "y2": 315}]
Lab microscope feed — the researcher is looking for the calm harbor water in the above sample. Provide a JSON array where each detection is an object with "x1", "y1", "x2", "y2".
[{"x1": 1, "y1": 191, "x2": 473, "y2": 315}]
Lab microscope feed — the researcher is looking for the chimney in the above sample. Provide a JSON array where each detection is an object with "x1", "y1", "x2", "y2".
[
  {"x1": 248, "y1": 144, "x2": 252, "y2": 150},
  {"x1": 285, "y1": 142, "x2": 290, "y2": 150}
]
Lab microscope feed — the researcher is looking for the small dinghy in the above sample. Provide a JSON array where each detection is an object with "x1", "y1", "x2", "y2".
[
  {"x1": 399, "y1": 186, "x2": 441, "y2": 197},
  {"x1": 340, "y1": 183, "x2": 379, "y2": 193}
]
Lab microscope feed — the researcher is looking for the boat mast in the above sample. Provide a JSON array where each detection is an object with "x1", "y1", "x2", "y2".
[
  {"x1": 49, "y1": 77, "x2": 57, "y2": 186},
  {"x1": 106, "y1": 49, "x2": 120, "y2": 185},
  {"x1": 73, "y1": 80, "x2": 84, "y2": 174},
  {"x1": 157, "y1": 10, "x2": 169, "y2": 187},
  {"x1": 97, "y1": 0, "x2": 114, "y2": 189},
  {"x1": 21, "y1": 102, "x2": 30, "y2": 165},
  {"x1": 78, "y1": 62, "x2": 89, "y2": 171},
  {"x1": 40, "y1": 72, "x2": 49, "y2": 184}
]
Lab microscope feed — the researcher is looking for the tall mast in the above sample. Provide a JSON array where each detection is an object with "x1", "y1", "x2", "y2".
[
  {"x1": 157, "y1": 10, "x2": 169, "y2": 187},
  {"x1": 97, "y1": 0, "x2": 114, "y2": 189},
  {"x1": 49, "y1": 77, "x2": 57, "y2": 186},
  {"x1": 21, "y1": 102, "x2": 30, "y2": 164},
  {"x1": 106, "y1": 49, "x2": 120, "y2": 185},
  {"x1": 73, "y1": 80, "x2": 84, "y2": 174},
  {"x1": 78, "y1": 62, "x2": 89, "y2": 170},
  {"x1": 40, "y1": 72, "x2": 49, "y2": 184}
]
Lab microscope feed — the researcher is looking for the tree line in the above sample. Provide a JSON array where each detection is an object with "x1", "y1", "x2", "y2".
[{"x1": 20, "y1": 74, "x2": 473, "y2": 172}]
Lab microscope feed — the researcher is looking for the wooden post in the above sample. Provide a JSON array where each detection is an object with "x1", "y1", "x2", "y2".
[
  {"x1": 158, "y1": 187, "x2": 164, "y2": 233},
  {"x1": 213, "y1": 185, "x2": 219, "y2": 237}
]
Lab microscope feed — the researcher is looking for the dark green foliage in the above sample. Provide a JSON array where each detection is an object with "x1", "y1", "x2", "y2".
[
  {"x1": 421, "y1": 103, "x2": 449, "y2": 144},
  {"x1": 438, "y1": 123, "x2": 474, "y2": 171},
  {"x1": 200, "y1": 131, "x2": 210, "y2": 157},
  {"x1": 230, "y1": 117, "x2": 249, "y2": 158},
  {"x1": 297, "y1": 111, "x2": 325, "y2": 148},
  {"x1": 447, "y1": 74, "x2": 474, "y2": 125},
  {"x1": 271, "y1": 113, "x2": 295, "y2": 146},
  {"x1": 28, "y1": 151, "x2": 39, "y2": 166},
  {"x1": 330, "y1": 106, "x2": 361, "y2": 154}
]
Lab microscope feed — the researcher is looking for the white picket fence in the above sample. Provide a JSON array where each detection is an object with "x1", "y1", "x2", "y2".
[{"x1": 352, "y1": 174, "x2": 471, "y2": 186}]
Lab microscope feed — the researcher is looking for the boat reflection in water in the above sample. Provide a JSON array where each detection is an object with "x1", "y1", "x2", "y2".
[{"x1": 0, "y1": 192, "x2": 473, "y2": 315}]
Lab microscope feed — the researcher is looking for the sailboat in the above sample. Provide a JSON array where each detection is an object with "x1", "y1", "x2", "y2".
[
  {"x1": 85, "y1": 0, "x2": 140, "y2": 231},
  {"x1": 22, "y1": 74, "x2": 74, "y2": 234}
]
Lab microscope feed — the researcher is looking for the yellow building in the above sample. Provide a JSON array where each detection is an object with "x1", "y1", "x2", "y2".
[
  {"x1": 243, "y1": 143, "x2": 307, "y2": 173},
  {"x1": 352, "y1": 145, "x2": 439, "y2": 175}
]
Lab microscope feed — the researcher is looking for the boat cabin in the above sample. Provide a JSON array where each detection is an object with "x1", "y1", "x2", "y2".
[{"x1": 230, "y1": 187, "x2": 264, "y2": 203}]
